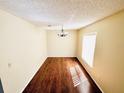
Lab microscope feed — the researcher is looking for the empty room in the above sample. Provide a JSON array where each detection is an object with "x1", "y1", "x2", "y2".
[{"x1": 0, "y1": 0, "x2": 124, "y2": 93}]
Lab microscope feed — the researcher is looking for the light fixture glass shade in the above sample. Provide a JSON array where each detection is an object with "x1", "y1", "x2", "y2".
[{"x1": 58, "y1": 32, "x2": 68, "y2": 37}]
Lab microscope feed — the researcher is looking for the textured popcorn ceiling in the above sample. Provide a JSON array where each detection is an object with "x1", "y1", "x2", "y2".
[{"x1": 0, "y1": 0, "x2": 124, "y2": 30}]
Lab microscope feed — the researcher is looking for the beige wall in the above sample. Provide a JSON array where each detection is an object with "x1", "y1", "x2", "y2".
[
  {"x1": 0, "y1": 10, "x2": 47, "y2": 93},
  {"x1": 77, "y1": 10, "x2": 124, "y2": 93},
  {"x1": 47, "y1": 30, "x2": 77, "y2": 57}
]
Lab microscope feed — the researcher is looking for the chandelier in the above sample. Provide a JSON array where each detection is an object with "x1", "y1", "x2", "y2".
[{"x1": 57, "y1": 26, "x2": 68, "y2": 37}]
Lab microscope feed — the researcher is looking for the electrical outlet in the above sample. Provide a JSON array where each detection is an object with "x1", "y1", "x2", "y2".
[{"x1": 8, "y1": 63, "x2": 11, "y2": 68}]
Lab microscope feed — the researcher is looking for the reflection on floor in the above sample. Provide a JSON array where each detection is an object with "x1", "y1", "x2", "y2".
[
  {"x1": 23, "y1": 57, "x2": 102, "y2": 93},
  {"x1": 69, "y1": 65, "x2": 87, "y2": 87}
]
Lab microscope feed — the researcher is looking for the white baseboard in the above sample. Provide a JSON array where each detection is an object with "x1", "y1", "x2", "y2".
[
  {"x1": 77, "y1": 57, "x2": 104, "y2": 93},
  {"x1": 20, "y1": 57, "x2": 47, "y2": 93}
]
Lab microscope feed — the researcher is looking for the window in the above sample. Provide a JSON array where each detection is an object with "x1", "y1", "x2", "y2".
[{"x1": 82, "y1": 33, "x2": 97, "y2": 67}]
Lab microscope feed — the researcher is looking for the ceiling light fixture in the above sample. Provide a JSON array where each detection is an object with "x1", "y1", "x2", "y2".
[{"x1": 58, "y1": 26, "x2": 68, "y2": 37}]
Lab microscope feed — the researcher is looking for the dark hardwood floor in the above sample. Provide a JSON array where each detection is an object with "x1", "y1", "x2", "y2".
[{"x1": 23, "y1": 57, "x2": 102, "y2": 93}]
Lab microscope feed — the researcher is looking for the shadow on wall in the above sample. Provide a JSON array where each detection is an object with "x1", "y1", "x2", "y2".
[{"x1": 0, "y1": 79, "x2": 4, "y2": 93}]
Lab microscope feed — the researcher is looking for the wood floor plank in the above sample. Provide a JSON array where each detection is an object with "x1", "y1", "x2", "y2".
[{"x1": 23, "y1": 57, "x2": 102, "y2": 93}]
